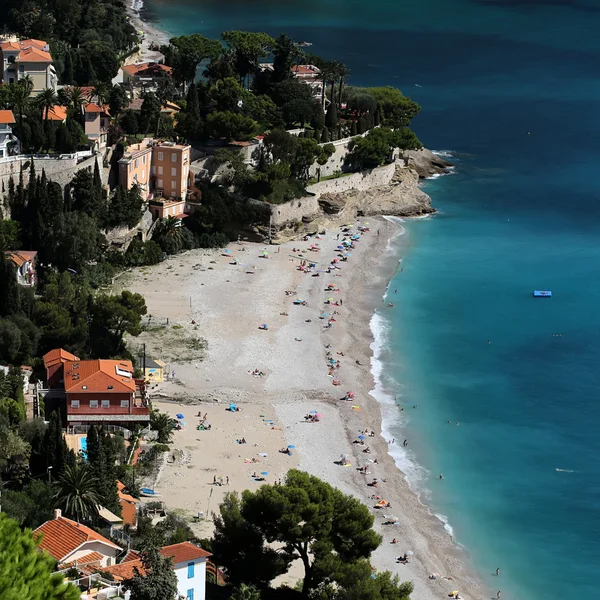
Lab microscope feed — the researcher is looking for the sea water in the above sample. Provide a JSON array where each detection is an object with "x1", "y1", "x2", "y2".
[{"x1": 142, "y1": 1, "x2": 600, "y2": 597}]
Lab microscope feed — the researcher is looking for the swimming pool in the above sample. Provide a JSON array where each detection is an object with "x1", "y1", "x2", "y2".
[{"x1": 80, "y1": 436, "x2": 88, "y2": 460}]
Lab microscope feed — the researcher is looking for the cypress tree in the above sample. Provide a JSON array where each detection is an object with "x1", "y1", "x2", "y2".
[
  {"x1": 44, "y1": 411, "x2": 67, "y2": 476},
  {"x1": 0, "y1": 252, "x2": 21, "y2": 316},
  {"x1": 321, "y1": 127, "x2": 330, "y2": 143},
  {"x1": 313, "y1": 128, "x2": 322, "y2": 141},
  {"x1": 63, "y1": 50, "x2": 75, "y2": 85},
  {"x1": 86, "y1": 425, "x2": 101, "y2": 466},
  {"x1": 351, "y1": 120, "x2": 358, "y2": 136},
  {"x1": 325, "y1": 103, "x2": 338, "y2": 129}
]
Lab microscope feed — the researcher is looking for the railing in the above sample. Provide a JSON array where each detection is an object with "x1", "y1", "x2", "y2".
[
  {"x1": 0, "y1": 149, "x2": 94, "y2": 165},
  {"x1": 67, "y1": 424, "x2": 133, "y2": 438}
]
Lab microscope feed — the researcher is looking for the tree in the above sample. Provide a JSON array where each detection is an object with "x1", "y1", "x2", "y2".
[
  {"x1": 44, "y1": 411, "x2": 69, "y2": 477},
  {"x1": 347, "y1": 127, "x2": 422, "y2": 170},
  {"x1": 337, "y1": 63, "x2": 351, "y2": 110},
  {"x1": 80, "y1": 42, "x2": 120, "y2": 83},
  {"x1": 0, "y1": 513, "x2": 80, "y2": 600},
  {"x1": 0, "y1": 253, "x2": 20, "y2": 317},
  {"x1": 214, "y1": 470, "x2": 381, "y2": 596},
  {"x1": 231, "y1": 584, "x2": 262, "y2": 600},
  {"x1": 205, "y1": 111, "x2": 257, "y2": 142},
  {"x1": 36, "y1": 88, "x2": 58, "y2": 130},
  {"x1": 109, "y1": 84, "x2": 129, "y2": 117},
  {"x1": 212, "y1": 492, "x2": 289, "y2": 587},
  {"x1": 272, "y1": 34, "x2": 295, "y2": 83},
  {"x1": 150, "y1": 410, "x2": 176, "y2": 444},
  {"x1": 123, "y1": 547, "x2": 178, "y2": 600},
  {"x1": 139, "y1": 92, "x2": 161, "y2": 134},
  {"x1": 368, "y1": 87, "x2": 421, "y2": 128},
  {"x1": 53, "y1": 463, "x2": 101, "y2": 523},
  {"x1": 282, "y1": 98, "x2": 317, "y2": 128},
  {"x1": 162, "y1": 34, "x2": 223, "y2": 89},
  {"x1": 325, "y1": 103, "x2": 338, "y2": 131},
  {"x1": 221, "y1": 31, "x2": 275, "y2": 88}
]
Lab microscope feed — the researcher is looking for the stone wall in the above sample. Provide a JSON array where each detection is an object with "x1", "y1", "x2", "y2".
[
  {"x1": 306, "y1": 163, "x2": 397, "y2": 198},
  {"x1": 0, "y1": 152, "x2": 103, "y2": 208},
  {"x1": 270, "y1": 195, "x2": 321, "y2": 229}
]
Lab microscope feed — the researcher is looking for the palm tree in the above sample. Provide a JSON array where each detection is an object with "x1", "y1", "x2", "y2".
[
  {"x1": 327, "y1": 60, "x2": 343, "y2": 108},
  {"x1": 68, "y1": 86, "x2": 86, "y2": 114},
  {"x1": 53, "y1": 463, "x2": 101, "y2": 523},
  {"x1": 9, "y1": 83, "x2": 30, "y2": 131},
  {"x1": 150, "y1": 409, "x2": 176, "y2": 444},
  {"x1": 93, "y1": 82, "x2": 110, "y2": 107},
  {"x1": 20, "y1": 75, "x2": 34, "y2": 95},
  {"x1": 320, "y1": 62, "x2": 335, "y2": 109},
  {"x1": 337, "y1": 63, "x2": 351, "y2": 111},
  {"x1": 36, "y1": 88, "x2": 58, "y2": 126}
]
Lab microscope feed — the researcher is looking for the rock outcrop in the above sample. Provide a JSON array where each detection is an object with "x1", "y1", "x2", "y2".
[{"x1": 403, "y1": 148, "x2": 453, "y2": 179}]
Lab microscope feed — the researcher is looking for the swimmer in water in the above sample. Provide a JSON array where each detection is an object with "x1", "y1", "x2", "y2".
[{"x1": 439, "y1": 474, "x2": 444, "y2": 480}]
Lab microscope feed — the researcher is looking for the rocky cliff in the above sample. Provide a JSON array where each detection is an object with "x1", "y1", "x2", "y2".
[{"x1": 403, "y1": 148, "x2": 454, "y2": 178}]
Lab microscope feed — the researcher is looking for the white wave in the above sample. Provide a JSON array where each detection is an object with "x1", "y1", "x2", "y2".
[{"x1": 432, "y1": 149, "x2": 455, "y2": 159}]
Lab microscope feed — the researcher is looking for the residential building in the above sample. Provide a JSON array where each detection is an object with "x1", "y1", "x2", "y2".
[
  {"x1": 62, "y1": 358, "x2": 150, "y2": 428},
  {"x1": 34, "y1": 509, "x2": 121, "y2": 568},
  {"x1": 118, "y1": 139, "x2": 153, "y2": 197},
  {"x1": 118, "y1": 61, "x2": 173, "y2": 94},
  {"x1": 43, "y1": 348, "x2": 79, "y2": 389},
  {"x1": 116, "y1": 480, "x2": 140, "y2": 527},
  {"x1": 0, "y1": 38, "x2": 57, "y2": 93},
  {"x1": 151, "y1": 142, "x2": 192, "y2": 200},
  {"x1": 119, "y1": 140, "x2": 193, "y2": 202},
  {"x1": 0, "y1": 109, "x2": 19, "y2": 158},
  {"x1": 148, "y1": 197, "x2": 187, "y2": 221},
  {"x1": 83, "y1": 103, "x2": 111, "y2": 150},
  {"x1": 102, "y1": 542, "x2": 211, "y2": 600},
  {"x1": 137, "y1": 355, "x2": 167, "y2": 382},
  {"x1": 259, "y1": 63, "x2": 323, "y2": 99},
  {"x1": 4, "y1": 249, "x2": 37, "y2": 285}
]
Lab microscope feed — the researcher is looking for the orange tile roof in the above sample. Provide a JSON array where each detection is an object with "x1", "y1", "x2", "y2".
[
  {"x1": 84, "y1": 103, "x2": 104, "y2": 113},
  {"x1": 64, "y1": 359, "x2": 135, "y2": 393},
  {"x1": 116, "y1": 481, "x2": 139, "y2": 504},
  {"x1": 0, "y1": 39, "x2": 47, "y2": 52},
  {"x1": 122, "y1": 62, "x2": 173, "y2": 77},
  {"x1": 44, "y1": 106, "x2": 67, "y2": 121},
  {"x1": 43, "y1": 348, "x2": 80, "y2": 370},
  {"x1": 17, "y1": 46, "x2": 52, "y2": 63},
  {"x1": 4, "y1": 250, "x2": 36, "y2": 267},
  {"x1": 61, "y1": 551, "x2": 105, "y2": 568},
  {"x1": 160, "y1": 542, "x2": 211, "y2": 564},
  {"x1": 102, "y1": 558, "x2": 146, "y2": 581},
  {"x1": 121, "y1": 549, "x2": 142, "y2": 563},
  {"x1": 34, "y1": 516, "x2": 120, "y2": 562},
  {"x1": 0, "y1": 110, "x2": 15, "y2": 124}
]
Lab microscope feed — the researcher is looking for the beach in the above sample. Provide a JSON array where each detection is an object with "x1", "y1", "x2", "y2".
[
  {"x1": 114, "y1": 217, "x2": 489, "y2": 600},
  {"x1": 126, "y1": 1, "x2": 170, "y2": 63}
]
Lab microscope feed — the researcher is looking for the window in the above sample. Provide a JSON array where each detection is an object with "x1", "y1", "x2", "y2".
[
  {"x1": 157, "y1": 179, "x2": 163, "y2": 189},
  {"x1": 151, "y1": 166, "x2": 156, "y2": 175},
  {"x1": 158, "y1": 166, "x2": 163, "y2": 175},
  {"x1": 186, "y1": 589, "x2": 194, "y2": 600},
  {"x1": 135, "y1": 159, "x2": 139, "y2": 168},
  {"x1": 171, "y1": 181, "x2": 176, "y2": 190},
  {"x1": 101, "y1": 400, "x2": 110, "y2": 408},
  {"x1": 90, "y1": 400, "x2": 98, "y2": 408},
  {"x1": 171, "y1": 153, "x2": 177, "y2": 162},
  {"x1": 171, "y1": 167, "x2": 177, "y2": 176},
  {"x1": 187, "y1": 562, "x2": 195, "y2": 578},
  {"x1": 121, "y1": 400, "x2": 130, "y2": 408},
  {"x1": 157, "y1": 151, "x2": 164, "y2": 161},
  {"x1": 142, "y1": 170, "x2": 145, "y2": 179},
  {"x1": 142, "y1": 154, "x2": 146, "y2": 164},
  {"x1": 71, "y1": 400, "x2": 80, "y2": 408}
]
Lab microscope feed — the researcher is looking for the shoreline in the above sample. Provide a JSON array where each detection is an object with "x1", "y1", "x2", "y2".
[
  {"x1": 115, "y1": 212, "x2": 489, "y2": 600},
  {"x1": 125, "y1": 0, "x2": 171, "y2": 63}
]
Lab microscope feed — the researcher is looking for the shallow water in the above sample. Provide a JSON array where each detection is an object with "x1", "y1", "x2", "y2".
[{"x1": 144, "y1": 1, "x2": 600, "y2": 597}]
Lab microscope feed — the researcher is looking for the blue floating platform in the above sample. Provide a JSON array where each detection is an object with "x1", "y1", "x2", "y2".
[{"x1": 533, "y1": 290, "x2": 552, "y2": 297}]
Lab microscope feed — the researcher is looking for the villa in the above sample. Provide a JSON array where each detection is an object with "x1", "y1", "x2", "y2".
[
  {"x1": 0, "y1": 38, "x2": 58, "y2": 93},
  {"x1": 0, "y1": 109, "x2": 19, "y2": 158},
  {"x1": 4, "y1": 249, "x2": 37, "y2": 285}
]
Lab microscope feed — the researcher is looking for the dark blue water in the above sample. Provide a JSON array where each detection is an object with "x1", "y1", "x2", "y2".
[{"x1": 143, "y1": 1, "x2": 600, "y2": 597}]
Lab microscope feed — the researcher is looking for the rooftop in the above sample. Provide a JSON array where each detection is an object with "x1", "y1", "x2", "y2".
[
  {"x1": 43, "y1": 106, "x2": 68, "y2": 122},
  {"x1": 0, "y1": 110, "x2": 16, "y2": 124},
  {"x1": 0, "y1": 38, "x2": 48, "y2": 52},
  {"x1": 63, "y1": 359, "x2": 136, "y2": 394},
  {"x1": 4, "y1": 249, "x2": 36, "y2": 267},
  {"x1": 43, "y1": 348, "x2": 80, "y2": 370},
  {"x1": 122, "y1": 62, "x2": 173, "y2": 77},
  {"x1": 17, "y1": 46, "x2": 52, "y2": 63},
  {"x1": 160, "y1": 541, "x2": 212, "y2": 564},
  {"x1": 34, "y1": 513, "x2": 119, "y2": 562}
]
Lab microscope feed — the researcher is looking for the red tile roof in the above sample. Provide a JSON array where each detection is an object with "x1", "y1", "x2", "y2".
[
  {"x1": 61, "y1": 551, "x2": 105, "y2": 568},
  {"x1": 44, "y1": 106, "x2": 68, "y2": 122},
  {"x1": 0, "y1": 39, "x2": 47, "y2": 52},
  {"x1": 116, "y1": 480, "x2": 139, "y2": 504},
  {"x1": 292, "y1": 64, "x2": 320, "y2": 75},
  {"x1": 0, "y1": 110, "x2": 16, "y2": 124},
  {"x1": 43, "y1": 348, "x2": 80, "y2": 370},
  {"x1": 17, "y1": 47, "x2": 53, "y2": 63},
  {"x1": 64, "y1": 359, "x2": 135, "y2": 393},
  {"x1": 121, "y1": 549, "x2": 142, "y2": 563},
  {"x1": 4, "y1": 249, "x2": 36, "y2": 267},
  {"x1": 34, "y1": 515, "x2": 120, "y2": 562},
  {"x1": 160, "y1": 542, "x2": 211, "y2": 564},
  {"x1": 122, "y1": 62, "x2": 173, "y2": 77},
  {"x1": 101, "y1": 558, "x2": 145, "y2": 581}
]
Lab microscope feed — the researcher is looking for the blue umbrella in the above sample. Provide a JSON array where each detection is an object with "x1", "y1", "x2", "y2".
[
  {"x1": 176, "y1": 413, "x2": 184, "y2": 419},
  {"x1": 288, "y1": 445, "x2": 296, "y2": 449},
  {"x1": 309, "y1": 410, "x2": 317, "y2": 414},
  {"x1": 261, "y1": 471, "x2": 269, "y2": 475},
  {"x1": 358, "y1": 435, "x2": 365, "y2": 440},
  {"x1": 229, "y1": 404, "x2": 237, "y2": 411}
]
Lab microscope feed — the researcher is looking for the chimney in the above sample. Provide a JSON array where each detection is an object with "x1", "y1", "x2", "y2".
[{"x1": 54, "y1": 509, "x2": 62, "y2": 519}]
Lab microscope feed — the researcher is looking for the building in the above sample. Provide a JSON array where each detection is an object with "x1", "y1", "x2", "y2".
[
  {"x1": 117, "y1": 61, "x2": 173, "y2": 94},
  {"x1": 137, "y1": 355, "x2": 167, "y2": 382},
  {"x1": 34, "y1": 509, "x2": 121, "y2": 568},
  {"x1": 148, "y1": 197, "x2": 187, "y2": 221},
  {"x1": 83, "y1": 103, "x2": 111, "y2": 150},
  {"x1": 119, "y1": 140, "x2": 193, "y2": 202},
  {"x1": 43, "y1": 105, "x2": 68, "y2": 123},
  {"x1": 102, "y1": 542, "x2": 211, "y2": 600},
  {"x1": 62, "y1": 358, "x2": 150, "y2": 428},
  {"x1": 43, "y1": 348, "x2": 80, "y2": 389},
  {"x1": 116, "y1": 480, "x2": 140, "y2": 527},
  {"x1": 0, "y1": 109, "x2": 19, "y2": 158},
  {"x1": 4, "y1": 250, "x2": 37, "y2": 285},
  {"x1": 0, "y1": 38, "x2": 57, "y2": 93}
]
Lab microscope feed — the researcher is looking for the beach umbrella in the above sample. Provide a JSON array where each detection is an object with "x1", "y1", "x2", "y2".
[
  {"x1": 358, "y1": 435, "x2": 365, "y2": 440},
  {"x1": 288, "y1": 445, "x2": 296, "y2": 449},
  {"x1": 406, "y1": 551, "x2": 414, "y2": 556},
  {"x1": 229, "y1": 404, "x2": 236, "y2": 411},
  {"x1": 176, "y1": 413, "x2": 184, "y2": 419},
  {"x1": 225, "y1": 249, "x2": 231, "y2": 254},
  {"x1": 328, "y1": 297, "x2": 334, "y2": 302},
  {"x1": 315, "y1": 413, "x2": 322, "y2": 418},
  {"x1": 261, "y1": 471, "x2": 269, "y2": 475}
]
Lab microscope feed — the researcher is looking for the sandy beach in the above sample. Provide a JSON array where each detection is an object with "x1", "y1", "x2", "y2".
[
  {"x1": 113, "y1": 216, "x2": 490, "y2": 600},
  {"x1": 126, "y1": 1, "x2": 171, "y2": 64}
]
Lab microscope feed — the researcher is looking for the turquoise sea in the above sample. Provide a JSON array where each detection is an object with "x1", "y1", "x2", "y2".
[{"x1": 142, "y1": 1, "x2": 600, "y2": 598}]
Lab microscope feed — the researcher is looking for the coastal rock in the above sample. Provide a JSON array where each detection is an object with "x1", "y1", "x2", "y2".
[
  {"x1": 318, "y1": 195, "x2": 347, "y2": 214},
  {"x1": 403, "y1": 148, "x2": 453, "y2": 179}
]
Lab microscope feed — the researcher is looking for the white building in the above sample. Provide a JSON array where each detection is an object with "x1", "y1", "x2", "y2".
[
  {"x1": 0, "y1": 109, "x2": 18, "y2": 158},
  {"x1": 160, "y1": 542, "x2": 212, "y2": 600}
]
